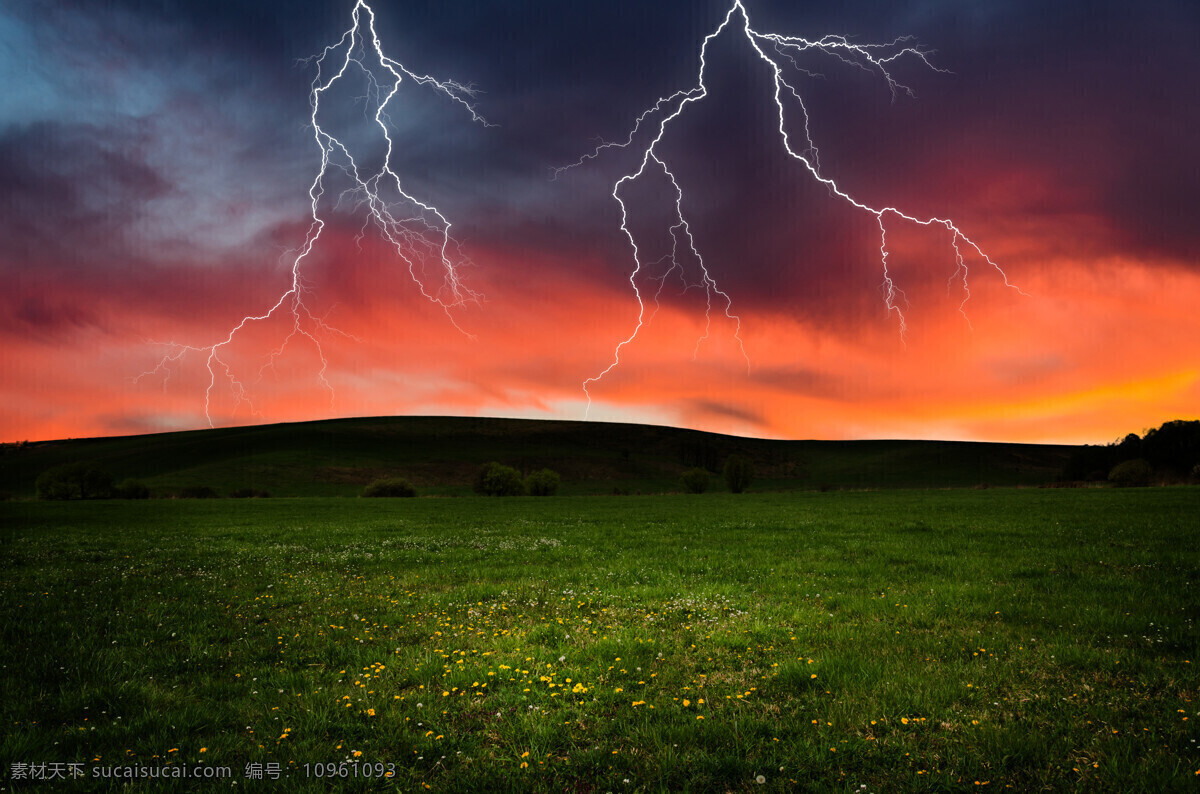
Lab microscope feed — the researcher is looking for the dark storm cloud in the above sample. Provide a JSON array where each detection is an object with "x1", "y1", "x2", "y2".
[
  {"x1": 687, "y1": 398, "x2": 766, "y2": 428},
  {"x1": 0, "y1": 121, "x2": 168, "y2": 268},
  {"x1": 4, "y1": 0, "x2": 1197, "y2": 306},
  {"x1": 0, "y1": 293, "x2": 106, "y2": 342},
  {"x1": 752, "y1": 366, "x2": 853, "y2": 402}
]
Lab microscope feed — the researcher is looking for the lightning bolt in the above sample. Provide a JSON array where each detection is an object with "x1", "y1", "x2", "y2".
[
  {"x1": 561, "y1": 0, "x2": 1027, "y2": 415},
  {"x1": 138, "y1": 0, "x2": 488, "y2": 426}
]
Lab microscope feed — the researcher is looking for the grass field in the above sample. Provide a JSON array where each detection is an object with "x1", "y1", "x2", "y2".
[{"x1": 1, "y1": 488, "x2": 1197, "y2": 791}]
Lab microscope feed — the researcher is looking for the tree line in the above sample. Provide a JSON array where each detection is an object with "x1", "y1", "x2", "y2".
[{"x1": 1062, "y1": 419, "x2": 1200, "y2": 485}]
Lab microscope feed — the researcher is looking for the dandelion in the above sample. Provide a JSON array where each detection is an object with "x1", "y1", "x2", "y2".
[
  {"x1": 367, "y1": 709, "x2": 375, "y2": 716},
  {"x1": 352, "y1": 750, "x2": 362, "y2": 758},
  {"x1": 756, "y1": 775, "x2": 766, "y2": 784}
]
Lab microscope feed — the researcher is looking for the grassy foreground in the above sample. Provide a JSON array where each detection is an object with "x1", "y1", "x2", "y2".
[{"x1": 1, "y1": 489, "x2": 1197, "y2": 791}]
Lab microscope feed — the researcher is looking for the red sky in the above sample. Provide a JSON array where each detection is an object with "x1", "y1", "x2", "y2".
[{"x1": 2, "y1": 1, "x2": 1197, "y2": 444}]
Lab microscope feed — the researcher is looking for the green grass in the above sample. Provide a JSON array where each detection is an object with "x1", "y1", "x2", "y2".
[
  {"x1": 1, "y1": 488, "x2": 1197, "y2": 791},
  {"x1": 0, "y1": 416, "x2": 1074, "y2": 498}
]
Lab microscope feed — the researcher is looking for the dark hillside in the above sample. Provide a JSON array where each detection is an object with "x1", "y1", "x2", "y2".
[{"x1": 0, "y1": 416, "x2": 1075, "y2": 497}]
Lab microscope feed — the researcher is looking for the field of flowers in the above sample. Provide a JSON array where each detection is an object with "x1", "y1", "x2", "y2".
[{"x1": 1, "y1": 488, "x2": 1197, "y2": 791}]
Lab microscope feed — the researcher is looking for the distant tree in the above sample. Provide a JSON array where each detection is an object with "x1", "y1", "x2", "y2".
[
  {"x1": 474, "y1": 462, "x2": 526, "y2": 496},
  {"x1": 178, "y1": 486, "x2": 219, "y2": 499},
  {"x1": 1116, "y1": 433, "x2": 1142, "y2": 459},
  {"x1": 1141, "y1": 420, "x2": 1200, "y2": 476},
  {"x1": 1108, "y1": 459, "x2": 1153, "y2": 488},
  {"x1": 230, "y1": 488, "x2": 272, "y2": 499},
  {"x1": 681, "y1": 467, "x2": 711, "y2": 494},
  {"x1": 722, "y1": 455, "x2": 754, "y2": 494},
  {"x1": 362, "y1": 477, "x2": 417, "y2": 498},
  {"x1": 36, "y1": 463, "x2": 113, "y2": 500},
  {"x1": 525, "y1": 469, "x2": 561, "y2": 496},
  {"x1": 1191, "y1": 463, "x2": 1200, "y2": 484},
  {"x1": 113, "y1": 479, "x2": 151, "y2": 499},
  {"x1": 1064, "y1": 420, "x2": 1200, "y2": 481}
]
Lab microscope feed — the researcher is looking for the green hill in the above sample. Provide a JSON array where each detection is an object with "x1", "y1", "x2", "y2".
[{"x1": 0, "y1": 416, "x2": 1075, "y2": 498}]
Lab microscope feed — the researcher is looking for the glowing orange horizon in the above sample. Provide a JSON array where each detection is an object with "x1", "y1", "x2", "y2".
[{"x1": 4, "y1": 242, "x2": 1197, "y2": 446}]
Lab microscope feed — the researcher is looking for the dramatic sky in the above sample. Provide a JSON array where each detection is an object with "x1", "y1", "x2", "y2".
[{"x1": 3, "y1": 0, "x2": 1198, "y2": 443}]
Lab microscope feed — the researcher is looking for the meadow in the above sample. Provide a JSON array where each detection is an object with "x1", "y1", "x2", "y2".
[{"x1": 1, "y1": 488, "x2": 1197, "y2": 791}]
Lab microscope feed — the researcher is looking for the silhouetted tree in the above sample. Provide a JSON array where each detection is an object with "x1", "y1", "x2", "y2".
[
  {"x1": 230, "y1": 488, "x2": 272, "y2": 498},
  {"x1": 114, "y1": 479, "x2": 151, "y2": 499},
  {"x1": 1141, "y1": 420, "x2": 1200, "y2": 475},
  {"x1": 722, "y1": 455, "x2": 754, "y2": 493},
  {"x1": 362, "y1": 477, "x2": 416, "y2": 497},
  {"x1": 474, "y1": 462, "x2": 526, "y2": 496},
  {"x1": 1064, "y1": 420, "x2": 1200, "y2": 481},
  {"x1": 525, "y1": 469, "x2": 561, "y2": 496},
  {"x1": 178, "y1": 486, "x2": 219, "y2": 499},
  {"x1": 1109, "y1": 459, "x2": 1153, "y2": 487},
  {"x1": 36, "y1": 463, "x2": 113, "y2": 500},
  {"x1": 681, "y1": 468, "x2": 711, "y2": 494}
]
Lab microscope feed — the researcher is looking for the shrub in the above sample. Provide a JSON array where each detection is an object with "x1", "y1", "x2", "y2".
[
  {"x1": 114, "y1": 479, "x2": 151, "y2": 499},
  {"x1": 178, "y1": 486, "x2": 219, "y2": 499},
  {"x1": 525, "y1": 469, "x2": 561, "y2": 496},
  {"x1": 36, "y1": 463, "x2": 113, "y2": 500},
  {"x1": 1108, "y1": 459, "x2": 1153, "y2": 488},
  {"x1": 1192, "y1": 463, "x2": 1200, "y2": 484},
  {"x1": 362, "y1": 478, "x2": 417, "y2": 498},
  {"x1": 681, "y1": 467, "x2": 710, "y2": 494},
  {"x1": 474, "y1": 462, "x2": 526, "y2": 496},
  {"x1": 230, "y1": 488, "x2": 272, "y2": 499},
  {"x1": 722, "y1": 454, "x2": 754, "y2": 494}
]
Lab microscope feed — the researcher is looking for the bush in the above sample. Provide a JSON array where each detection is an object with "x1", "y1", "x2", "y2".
[
  {"x1": 722, "y1": 455, "x2": 754, "y2": 494},
  {"x1": 681, "y1": 467, "x2": 711, "y2": 494},
  {"x1": 525, "y1": 469, "x2": 561, "y2": 496},
  {"x1": 230, "y1": 488, "x2": 271, "y2": 499},
  {"x1": 1192, "y1": 463, "x2": 1200, "y2": 484},
  {"x1": 362, "y1": 478, "x2": 417, "y2": 498},
  {"x1": 474, "y1": 462, "x2": 526, "y2": 496},
  {"x1": 178, "y1": 486, "x2": 219, "y2": 499},
  {"x1": 114, "y1": 479, "x2": 151, "y2": 499},
  {"x1": 36, "y1": 463, "x2": 113, "y2": 500},
  {"x1": 1108, "y1": 459, "x2": 1153, "y2": 488}
]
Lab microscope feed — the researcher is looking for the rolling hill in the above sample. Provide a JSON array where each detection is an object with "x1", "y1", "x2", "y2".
[{"x1": 0, "y1": 416, "x2": 1075, "y2": 498}]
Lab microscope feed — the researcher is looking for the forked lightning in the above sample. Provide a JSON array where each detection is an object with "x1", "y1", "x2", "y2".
[
  {"x1": 561, "y1": 0, "x2": 1026, "y2": 414},
  {"x1": 140, "y1": 0, "x2": 487, "y2": 425}
]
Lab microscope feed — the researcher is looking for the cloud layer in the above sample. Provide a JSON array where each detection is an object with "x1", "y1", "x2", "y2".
[{"x1": 2, "y1": 0, "x2": 1197, "y2": 443}]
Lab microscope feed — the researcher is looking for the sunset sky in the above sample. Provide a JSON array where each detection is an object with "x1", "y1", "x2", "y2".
[{"x1": 3, "y1": 0, "x2": 1197, "y2": 444}]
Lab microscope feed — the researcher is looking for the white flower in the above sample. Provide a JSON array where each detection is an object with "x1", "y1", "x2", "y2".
[{"x1": 756, "y1": 775, "x2": 766, "y2": 784}]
